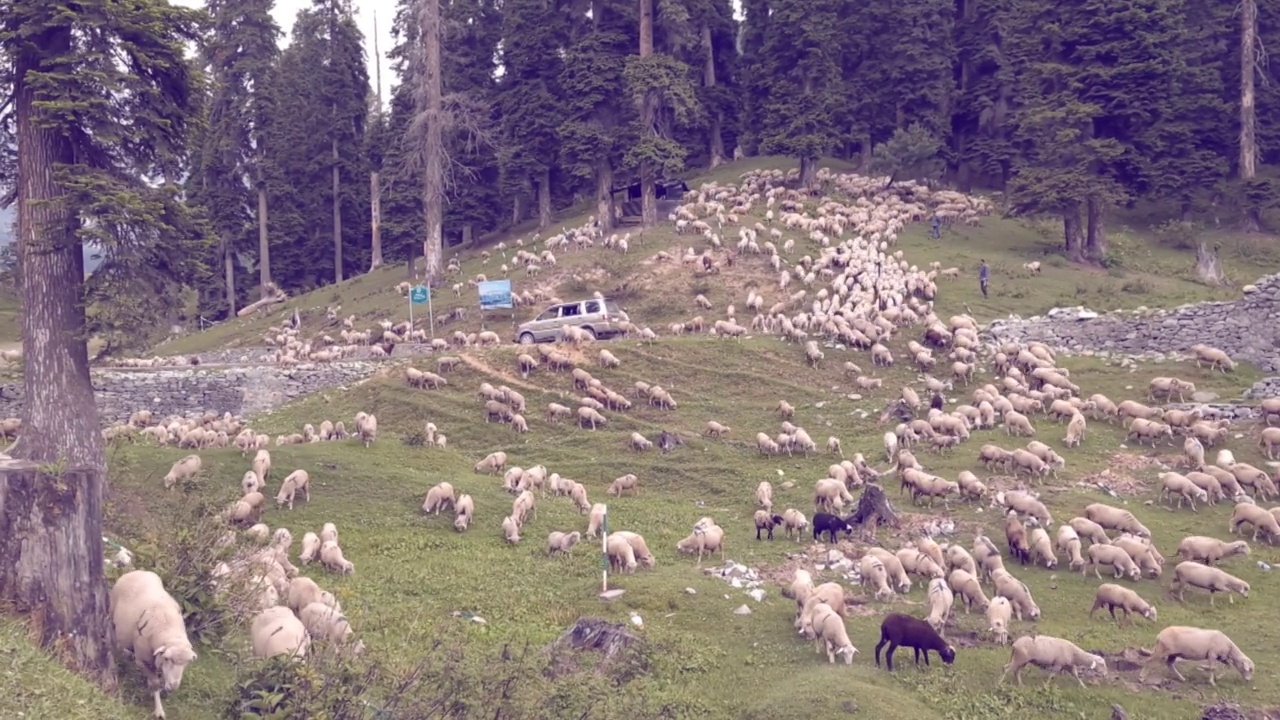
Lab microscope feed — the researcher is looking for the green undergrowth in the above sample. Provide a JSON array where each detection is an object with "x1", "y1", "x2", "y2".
[
  {"x1": 94, "y1": 330, "x2": 1280, "y2": 719},
  {"x1": 150, "y1": 156, "x2": 1277, "y2": 359},
  {"x1": 0, "y1": 617, "x2": 141, "y2": 720}
]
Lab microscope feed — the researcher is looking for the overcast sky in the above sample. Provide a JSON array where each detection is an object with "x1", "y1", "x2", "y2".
[{"x1": 173, "y1": 0, "x2": 399, "y2": 104}]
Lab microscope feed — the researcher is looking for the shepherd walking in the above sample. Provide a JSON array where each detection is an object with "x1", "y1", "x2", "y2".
[{"x1": 979, "y1": 259, "x2": 990, "y2": 298}]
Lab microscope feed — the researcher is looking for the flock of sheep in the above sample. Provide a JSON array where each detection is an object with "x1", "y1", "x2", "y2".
[{"x1": 91, "y1": 165, "x2": 1280, "y2": 720}]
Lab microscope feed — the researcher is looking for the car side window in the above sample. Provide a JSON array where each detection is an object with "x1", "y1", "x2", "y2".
[
  {"x1": 561, "y1": 304, "x2": 580, "y2": 318},
  {"x1": 585, "y1": 301, "x2": 600, "y2": 314},
  {"x1": 537, "y1": 307, "x2": 558, "y2": 321}
]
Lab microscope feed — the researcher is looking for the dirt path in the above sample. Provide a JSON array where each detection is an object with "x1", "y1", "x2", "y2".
[{"x1": 456, "y1": 352, "x2": 547, "y2": 395}]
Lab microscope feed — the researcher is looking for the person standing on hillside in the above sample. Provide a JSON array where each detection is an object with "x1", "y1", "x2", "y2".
[{"x1": 979, "y1": 259, "x2": 990, "y2": 298}]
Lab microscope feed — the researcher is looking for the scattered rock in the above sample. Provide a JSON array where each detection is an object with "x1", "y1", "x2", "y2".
[
  {"x1": 747, "y1": 588, "x2": 766, "y2": 602},
  {"x1": 733, "y1": 604, "x2": 752, "y2": 615},
  {"x1": 1191, "y1": 391, "x2": 1220, "y2": 403},
  {"x1": 598, "y1": 589, "x2": 626, "y2": 601}
]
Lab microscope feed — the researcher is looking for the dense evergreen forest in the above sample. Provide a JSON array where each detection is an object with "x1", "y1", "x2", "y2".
[{"x1": 3, "y1": 0, "x2": 1280, "y2": 344}]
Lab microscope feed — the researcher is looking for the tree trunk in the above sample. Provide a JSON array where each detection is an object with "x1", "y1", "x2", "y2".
[
  {"x1": 257, "y1": 184, "x2": 271, "y2": 300},
  {"x1": 369, "y1": 170, "x2": 382, "y2": 271},
  {"x1": 421, "y1": 0, "x2": 445, "y2": 284},
  {"x1": 596, "y1": 160, "x2": 614, "y2": 233},
  {"x1": 799, "y1": 156, "x2": 818, "y2": 187},
  {"x1": 860, "y1": 133, "x2": 873, "y2": 170},
  {"x1": 0, "y1": 466, "x2": 115, "y2": 692},
  {"x1": 538, "y1": 168, "x2": 552, "y2": 230},
  {"x1": 1084, "y1": 196, "x2": 1108, "y2": 264},
  {"x1": 701, "y1": 23, "x2": 724, "y2": 168},
  {"x1": 332, "y1": 136, "x2": 343, "y2": 282},
  {"x1": 7, "y1": 35, "x2": 116, "y2": 691},
  {"x1": 1195, "y1": 241, "x2": 1231, "y2": 286},
  {"x1": 1062, "y1": 201, "x2": 1084, "y2": 262},
  {"x1": 223, "y1": 240, "x2": 237, "y2": 316},
  {"x1": 1241, "y1": 0, "x2": 1262, "y2": 233},
  {"x1": 512, "y1": 193, "x2": 524, "y2": 226},
  {"x1": 638, "y1": 0, "x2": 657, "y2": 228}
]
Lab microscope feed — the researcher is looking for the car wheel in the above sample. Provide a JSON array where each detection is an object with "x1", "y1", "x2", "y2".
[
  {"x1": 581, "y1": 327, "x2": 597, "y2": 340},
  {"x1": 518, "y1": 332, "x2": 535, "y2": 345}
]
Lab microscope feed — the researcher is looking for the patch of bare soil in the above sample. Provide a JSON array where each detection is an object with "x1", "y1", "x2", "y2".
[
  {"x1": 1079, "y1": 465, "x2": 1151, "y2": 496},
  {"x1": 456, "y1": 353, "x2": 546, "y2": 394},
  {"x1": 1199, "y1": 702, "x2": 1279, "y2": 720},
  {"x1": 942, "y1": 628, "x2": 986, "y2": 649},
  {"x1": 892, "y1": 512, "x2": 981, "y2": 542}
]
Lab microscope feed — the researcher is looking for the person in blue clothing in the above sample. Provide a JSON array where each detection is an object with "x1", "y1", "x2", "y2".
[
  {"x1": 979, "y1": 259, "x2": 989, "y2": 298},
  {"x1": 930, "y1": 214, "x2": 941, "y2": 239}
]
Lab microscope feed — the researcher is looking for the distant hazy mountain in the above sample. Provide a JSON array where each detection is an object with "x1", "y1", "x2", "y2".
[{"x1": 0, "y1": 204, "x2": 102, "y2": 273}]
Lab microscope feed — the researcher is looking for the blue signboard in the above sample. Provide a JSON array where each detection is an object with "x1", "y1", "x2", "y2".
[
  {"x1": 410, "y1": 285, "x2": 430, "y2": 304},
  {"x1": 478, "y1": 279, "x2": 513, "y2": 310}
]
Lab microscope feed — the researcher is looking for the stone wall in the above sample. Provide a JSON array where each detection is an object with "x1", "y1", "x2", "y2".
[
  {"x1": 0, "y1": 361, "x2": 385, "y2": 423},
  {"x1": 986, "y1": 273, "x2": 1280, "y2": 372},
  {"x1": 187, "y1": 342, "x2": 436, "y2": 366}
]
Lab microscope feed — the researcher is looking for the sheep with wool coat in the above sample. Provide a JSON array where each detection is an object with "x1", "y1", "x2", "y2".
[
  {"x1": 110, "y1": 570, "x2": 198, "y2": 719},
  {"x1": 275, "y1": 469, "x2": 311, "y2": 509},
  {"x1": 1170, "y1": 561, "x2": 1249, "y2": 605},
  {"x1": 1230, "y1": 502, "x2": 1280, "y2": 542},
  {"x1": 251, "y1": 605, "x2": 310, "y2": 659},
  {"x1": 809, "y1": 603, "x2": 858, "y2": 665},
  {"x1": 947, "y1": 568, "x2": 989, "y2": 613},
  {"x1": 1084, "y1": 503, "x2": 1151, "y2": 537},
  {"x1": 1085, "y1": 543, "x2": 1141, "y2": 581},
  {"x1": 1000, "y1": 635, "x2": 1107, "y2": 688},
  {"x1": 610, "y1": 531, "x2": 656, "y2": 568},
  {"x1": 421, "y1": 482, "x2": 457, "y2": 515},
  {"x1": 1090, "y1": 583, "x2": 1157, "y2": 625},
  {"x1": 986, "y1": 596, "x2": 1012, "y2": 645},
  {"x1": 1142, "y1": 626, "x2": 1254, "y2": 686},
  {"x1": 1176, "y1": 536, "x2": 1250, "y2": 566},
  {"x1": 991, "y1": 568, "x2": 1040, "y2": 620},
  {"x1": 811, "y1": 512, "x2": 853, "y2": 543}
]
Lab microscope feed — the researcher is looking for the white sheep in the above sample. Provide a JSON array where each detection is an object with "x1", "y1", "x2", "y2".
[
  {"x1": 986, "y1": 596, "x2": 1012, "y2": 645},
  {"x1": 299, "y1": 601, "x2": 361, "y2": 651},
  {"x1": 284, "y1": 576, "x2": 339, "y2": 615},
  {"x1": 1000, "y1": 635, "x2": 1107, "y2": 688},
  {"x1": 110, "y1": 570, "x2": 197, "y2": 719},
  {"x1": 251, "y1": 605, "x2": 311, "y2": 659},
  {"x1": 1175, "y1": 536, "x2": 1250, "y2": 566},
  {"x1": 925, "y1": 577, "x2": 954, "y2": 632},
  {"x1": 547, "y1": 531, "x2": 582, "y2": 555},
  {"x1": 1090, "y1": 583, "x2": 1157, "y2": 625},
  {"x1": 453, "y1": 493, "x2": 474, "y2": 532},
  {"x1": 1142, "y1": 626, "x2": 1254, "y2": 686},
  {"x1": 163, "y1": 454, "x2": 202, "y2": 489},
  {"x1": 1169, "y1": 561, "x2": 1249, "y2": 605},
  {"x1": 299, "y1": 532, "x2": 321, "y2": 564},
  {"x1": 319, "y1": 540, "x2": 354, "y2": 575},
  {"x1": 275, "y1": 469, "x2": 311, "y2": 509},
  {"x1": 422, "y1": 481, "x2": 457, "y2": 515},
  {"x1": 810, "y1": 603, "x2": 858, "y2": 665}
]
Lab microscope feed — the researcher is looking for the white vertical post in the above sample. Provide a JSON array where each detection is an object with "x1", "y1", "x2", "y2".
[
  {"x1": 600, "y1": 505, "x2": 609, "y2": 593},
  {"x1": 408, "y1": 292, "x2": 414, "y2": 333},
  {"x1": 427, "y1": 287, "x2": 435, "y2": 339}
]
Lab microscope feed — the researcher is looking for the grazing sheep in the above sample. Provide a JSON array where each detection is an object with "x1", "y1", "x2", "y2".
[
  {"x1": 925, "y1": 577, "x2": 955, "y2": 633},
  {"x1": 1229, "y1": 502, "x2": 1280, "y2": 542},
  {"x1": 1090, "y1": 583, "x2": 1157, "y2": 625},
  {"x1": 754, "y1": 510, "x2": 785, "y2": 540},
  {"x1": 991, "y1": 569, "x2": 1040, "y2": 620},
  {"x1": 319, "y1": 540, "x2": 354, "y2": 575},
  {"x1": 110, "y1": 570, "x2": 198, "y2": 719},
  {"x1": 874, "y1": 613, "x2": 956, "y2": 671},
  {"x1": 1068, "y1": 516, "x2": 1110, "y2": 546},
  {"x1": 474, "y1": 451, "x2": 507, "y2": 474},
  {"x1": 1085, "y1": 543, "x2": 1141, "y2": 581},
  {"x1": 606, "y1": 473, "x2": 639, "y2": 497},
  {"x1": 163, "y1": 454, "x2": 202, "y2": 489},
  {"x1": 947, "y1": 568, "x2": 989, "y2": 614},
  {"x1": 501, "y1": 515, "x2": 521, "y2": 544},
  {"x1": 1170, "y1": 561, "x2": 1249, "y2": 605},
  {"x1": 453, "y1": 494, "x2": 474, "y2": 532},
  {"x1": 299, "y1": 532, "x2": 321, "y2": 564},
  {"x1": 275, "y1": 469, "x2": 311, "y2": 510},
  {"x1": 628, "y1": 431, "x2": 653, "y2": 451},
  {"x1": 796, "y1": 584, "x2": 849, "y2": 634},
  {"x1": 299, "y1": 602, "x2": 361, "y2": 653},
  {"x1": 547, "y1": 531, "x2": 582, "y2": 556},
  {"x1": 1159, "y1": 472, "x2": 1209, "y2": 511},
  {"x1": 984, "y1": 596, "x2": 1012, "y2": 645},
  {"x1": 1142, "y1": 626, "x2": 1254, "y2": 686},
  {"x1": 781, "y1": 508, "x2": 809, "y2": 541},
  {"x1": 676, "y1": 522, "x2": 725, "y2": 564},
  {"x1": 1027, "y1": 527, "x2": 1058, "y2": 569},
  {"x1": 812, "y1": 512, "x2": 853, "y2": 543},
  {"x1": 421, "y1": 482, "x2": 457, "y2": 515},
  {"x1": 320, "y1": 522, "x2": 338, "y2": 545},
  {"x1": 755, "y1": 481, "x2": 774, "y2": 512},
  {"x1": 284, "y1": 576, "x2": 338, "y2": 616},
  {"x1": 251, "y1": 606, "x2": 310, "y2": 659},
  {"x1": 1175, "y1": 536, "x2": 1249, "y2": 566},
  {"x1": 1000, "y1": 635, "x2": 1107, "y2": 688},
  {"x1": 610, "y1": 531, "x2": 656, "y2": 569},
  {"x1": 1084, "y1": 503, "x2": 1151, "y2": 538},
  {"x1": 810, "y1": 604, "x2": 858, "y2": 665},
  {"x1": 1055, "y1": 525, "x2": 1086, "y2": 570},
  {"x1": 227, "y1": 491, "x2": 266, "y2": 525},
  {"x1": 704, "y1": 421, "x2": 731, "y2": 438},
  {"x1": 606, "y1": 534, "x2": 638, "y2": 572},
  {"x1": 859, "y1": 555, "x2": 894, "y2": 601}
]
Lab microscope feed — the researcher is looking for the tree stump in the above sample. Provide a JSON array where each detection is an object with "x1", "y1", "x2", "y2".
[
  {"x1": 0, "y1": 461, "x2": 116, "y2": 691},
  {"x1": 847, "y1": 483, "x2": 900, "y2": 540},
  {"x1": 1194, "y1": 241, "x2": 1232, "y2": 287}
]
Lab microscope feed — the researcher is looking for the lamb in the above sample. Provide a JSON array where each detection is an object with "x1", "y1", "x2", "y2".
[
  {"x1": 1142, "y1": 626, "x2": 1254, "y2": 686},
  {"x1": 110, "y1": 570, "x2": 198, "y2": 719},
  {"x1": 251, "y1": 606, "x2": 311, "y2": 659},
  {"x1": 320, "y1": 522, "x2": 338, "y2": 544},
  {"x1": 810, "y1": 604, "x2": 858, "y2": 665},
  {"x1": 227, "y1": 491, "x2": 266, "y2": 524},
  {"x1": 1159, "y1": 472, "x2": 1209, "y2": 511},
  {"x1": 1229, "y1": 501, "x2": 1280, "y2": 542},
  {"x1": 1027, "y1": 526, "x2": 1058, "y2": 569},
  {"x1": 999, "y1": 635, "x2": 1107, "y2": 689},
  {"x1": 1170, "y1": 561, "x2": 1249, "y2": 605},
  {"x1": 1084, "y1": 503, "x2": 1151, "y2": 537},
  {"x1": 299, "y1": 532, "x2": 321, "y2": 564},
  {"x1": 755, "y1": 481, "x2": 774, "y2": 512},
  {"x1": 275, "y1": 469, "x2": 311, "y2": 509},
  {"x1": 874, "y1": 612, "x2": 956, "y2": 671},
  {"x1": 421, "y1": 481, "x2": 457, "y2": 515},
  {"x1": 606, "y1": 534, "x2": 638, "y2": 572},
  {"x1": 501, "y1": 515, "x2": 521, "y2": 544},
  {"x1": 1085, "y1": 543, "x2": 1140, "y2": 580},
  {"x1": 704, "y1": 421, "x2": 731, "y2": 438},
  {"x1": 754, "y1": 510, "x2": 785, "y2": 540},
  {"x1": 1175, "y1": 536, "x2": 1250, "y2": 566},
  {"x1": 453, "y1": 493, "x2": 474, "y2": 531},
  {"x1": 986, "y1": 596, "x2": 1012, "y2": 645},
  {"x1": 781, "y1": 508, "x2": 808, "y2": 541},
  {"x1": 925, "y1": 577, "x2": 955, "y2": 632},
  {"x1": 547, "y1": 531, "x2": 582, "y2": 556},
  {"x1": 1090, "y1": 583, "x2": 1157, "y2": 625},
  {"x1": 991, "y1": 568, "x2": 1040, "y2": 620},
  {"x1": 163, "y1": 454, "x2": 202, "y2": 489},
  {"x1": 607, "y1": 473, "x2": 639, "y2": 497},
  {"x1": 319, "y1": 540, "x2": 354, "y2": 575},
  {"x1": 947, "y1": 568, "x2": 989, "y2": 613}
]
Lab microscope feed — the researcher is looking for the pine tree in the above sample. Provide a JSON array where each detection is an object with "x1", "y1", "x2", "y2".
[
  {"x1": 191, "y1": 0, "x2": 281, "y2": 316},
  {"x1": 951, "y1": 0, "x2": 1016, "y2": 187},
  {"x1": 0, "y1": 0, "x2": 207, "y2": 690}
]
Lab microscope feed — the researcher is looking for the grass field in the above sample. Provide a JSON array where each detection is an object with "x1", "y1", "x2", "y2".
[
  {"x1": 151, "y1": 157, "x2": 1279, "y2": 360},
  {"x1": 80, "y1": 335, "x2": 1279, "y2": 720},
  {"x1": 8, "y1": 157, "x2": 1280, "y2": 719}
]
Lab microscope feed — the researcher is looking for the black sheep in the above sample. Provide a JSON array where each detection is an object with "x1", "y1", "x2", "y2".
[
  {"x1": 811, "y1": 513, "x2": 853, "y2": 543},
  {"x1": 754, "y1": 511, "x2": 785, "y2": 540},
  {"x1": 929, "y1": 393, "x2": 944, "y2": 411},
  {"x1": 874, "y1": 613, "x2": 956, "y2": 671}
]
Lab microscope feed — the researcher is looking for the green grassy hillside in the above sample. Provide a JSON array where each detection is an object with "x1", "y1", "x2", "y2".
[
  {"x1": 99, "y1": 332, "x2": 1280, "y2": 719},
  {"x1": 151, "y1": 156, "x2": 1278, "y2": 359}
]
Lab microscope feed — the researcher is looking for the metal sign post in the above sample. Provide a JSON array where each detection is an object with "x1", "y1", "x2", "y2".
[
  {"x1": 600, "y1": 506, "x2": 609, "y2": 593},
  {"x1": 410, "y1": 285, "x2": 430, "y2": 338}
]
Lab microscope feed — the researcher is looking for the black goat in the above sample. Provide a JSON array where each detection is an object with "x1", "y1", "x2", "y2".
[
  {"x1": 874, "y1": 612, "x2": 956, "y2": 671},
  {"x1": 811, "y1": 513, "x2": 853, "y2": 543}
]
